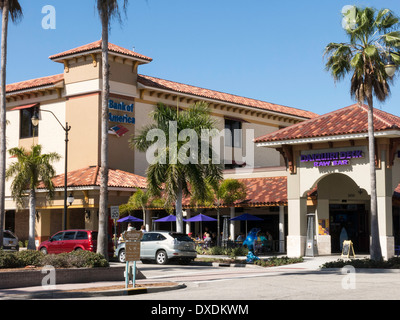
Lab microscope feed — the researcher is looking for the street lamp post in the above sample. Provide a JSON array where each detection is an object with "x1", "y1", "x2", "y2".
[
  {"x1": 31, "y1": 110, "x2": 71, "y2": 230},
  {"x1": 384, "y1": 51, "x2": 400, "y2": 77}
]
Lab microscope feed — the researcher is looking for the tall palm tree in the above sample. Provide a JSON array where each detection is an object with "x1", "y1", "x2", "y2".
[
  {"x1": 0, "y1": 0, "x2": 22, "y2": 250},
  {"x1": 130, "y1": 102, "x2": 223, "y2": 233},
  {"x1": 324, "y1": 6, "x2": 400, "y2": 260},
  {"x1": 5, "y1": 145, "x2": 60, "y2": 250},
  {"x1": 95, "y1": 0, "x2": 128, "y2": 259}
]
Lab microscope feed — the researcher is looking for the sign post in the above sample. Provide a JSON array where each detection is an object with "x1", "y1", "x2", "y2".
[
  {"x1": 124, "y1": 230, "x2": 143, "y2": 288},
  {"x1": 110, "y1": 206, "x2": 120, "y2": 250}
]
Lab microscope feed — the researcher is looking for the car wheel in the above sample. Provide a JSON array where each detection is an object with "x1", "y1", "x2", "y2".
[
  {"x1": 118, "y1": 249, "x2": 126, "y2": 263},
  {"x1": 40, "y1": 247, "x2": 48, "y2": 255},
  {"x1": 156, "y1": 250, "x2": 168, "y2": 265},
  {"x1": 74, "y1": 247, "x2": 83, "y2": 251}
]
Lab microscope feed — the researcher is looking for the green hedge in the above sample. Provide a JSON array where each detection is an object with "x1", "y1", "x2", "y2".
[
  {"x1": 321, "y1": 257, "x2": 400, "y2": 269},
  {"x1": 254, "y1": 256, "x2": 304, "y2": 267},
  {"x1": 196, "y1": 246, "x2": 249, "y2": 258},
  {"x1": 0, "y1": 249, "x2": 109, "y2": 269}
]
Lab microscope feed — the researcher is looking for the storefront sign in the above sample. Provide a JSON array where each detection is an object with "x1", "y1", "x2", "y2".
[
  {"x1": 301, "y1": 150, "x2": 363, "y2": 167},
  {"x1": 108, "y1": 100, "x2": 135, "y2": 124}
]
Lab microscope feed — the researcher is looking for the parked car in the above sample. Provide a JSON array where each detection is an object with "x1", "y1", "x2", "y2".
[
  {"x1": 115, "y1": 231, "x2": 197, "y2": 265},
  {"x1": 2, "y1": 230, "x2": 19, "y2": 251},
  {"x1": 38, "y1": 229, "x2": 113, "y2": 257}
]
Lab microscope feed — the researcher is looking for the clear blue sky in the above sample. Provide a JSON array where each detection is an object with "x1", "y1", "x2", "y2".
[{"x1": 6, "y1": 0, "x2": 400, "y2": 116}]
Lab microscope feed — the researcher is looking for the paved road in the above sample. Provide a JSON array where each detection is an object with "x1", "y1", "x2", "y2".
[{"x1": 67, "y1": 256, "x2": 400, "y2": 301}]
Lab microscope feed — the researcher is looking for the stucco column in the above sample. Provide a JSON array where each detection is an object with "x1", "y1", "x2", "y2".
[
  {"x1": 279, "y1": 205, "x2": 285, "y2": 253},
  {"x1": 287, "y1": 197, "x2": 307, "y2": 257},
  {"x1": 185, "y1": 209, "x2": 191, "y2": 234},
  {"x1": 376, "y1": 144, "x2": 395, "y2": 259},
  {"x1": 316, "y1": 198, "x2": 331, "y2": 255},
  {"x1": 230, "y1": 207, "x2": 236, "y2": 240},
  {"x1": 36, "y1": 210, "x2": 51, "y2": 245}
]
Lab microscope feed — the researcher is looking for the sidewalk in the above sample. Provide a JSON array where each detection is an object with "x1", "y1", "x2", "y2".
[{"x1": 0, "y1": 254, "x2": 358, "y2": 299}]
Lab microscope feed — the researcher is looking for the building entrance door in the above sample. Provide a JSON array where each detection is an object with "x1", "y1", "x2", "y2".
[{"x1": 329, "y1": 204, "x2": 369, "y2": 253}]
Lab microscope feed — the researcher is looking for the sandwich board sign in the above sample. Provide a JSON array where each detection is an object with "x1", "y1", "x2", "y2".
[
  {"x1": 124, "y1": 230, "x2": 143, "y2": 289},
  {"x1": 341, "y1": 240, "x2": 356, "y2": 258}
]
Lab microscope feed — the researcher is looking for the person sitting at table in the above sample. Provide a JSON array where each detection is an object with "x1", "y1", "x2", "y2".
[
  {"x1": 236, "y1": 233, "x2": 245, "y2": 242},
  {"x1": 204, "y1": 233, "x2": 211, "y2": 248}
]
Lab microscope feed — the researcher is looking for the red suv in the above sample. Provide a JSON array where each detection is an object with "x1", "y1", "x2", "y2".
[{"x1": 38, "y1": 229, "x2": 113, "y2": 256}]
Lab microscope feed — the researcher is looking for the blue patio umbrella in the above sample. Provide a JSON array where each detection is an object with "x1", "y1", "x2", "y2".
[
  {"x1": 154, "y1": 215, "x2": 177, "y2": 231},
  {"x1": 154, "y1": 215, "x2": 177, "y2": 222},
  {"x1": 117, "y1": 215, "x2": 143, "y2": 223},
  {"x1": 185, "y1": 214, "x2": 217, "y2": 237},
  {"x1": 231, "y1": 213, "x2": 263, "y2": 236}
]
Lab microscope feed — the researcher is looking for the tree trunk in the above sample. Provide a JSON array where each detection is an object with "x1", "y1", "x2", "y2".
[
  {"x1": 97, "y1": 13, "x2": 110, "y2": 260},
  {"x1": 365, "y1": 98, "x2": 382, "y2": 261},
  {"x1": 0, "y1": 1, "x2": 9, "y2": 249},
  {"x1": 27, "y1": 189, "x2": 36, "y2": 250},
  {"x1": 175, "y1": 182, "x2": 183, "y2": 233}
]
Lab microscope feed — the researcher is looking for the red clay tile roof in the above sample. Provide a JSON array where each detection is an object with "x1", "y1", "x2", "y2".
[
  {"x1": 138, "y1": 74, "x2": 318, "y2": 120},
  {"x1": 237, "y1": 176, "x2": 287, "y2": 206},
  {"x1": 49, "y1": 40, "x2": 152, "y2": 62},
  {"x1": 255, "y1": 104, "x2": 400, "y2": 144},
  {"x1": 37, "y1": 166, "x2": 147, "y2": 189},
  {"x1": 6, "y1": 74, "x2": 64, "y2": 94},
  {"x1": 182, "y1": 176, "x2": 287, "y2": 207}
]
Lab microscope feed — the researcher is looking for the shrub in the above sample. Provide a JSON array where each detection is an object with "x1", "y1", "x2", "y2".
[
  {"x1": 0, "y1": 249, "x2": 19, "y2": 268},
  {"x1": 41, "y1": 251, "x2": 109, "y2": 268},
  {"x1": 321, "y1": 257, "x2": 400, "y2": 269},
  {"x1": 14, "y1": 250, "x2": 44, "y2": 267},
  {"x1": 254, "y1": 256, "x2": 304, "y2": 267},
  {"x1": 0, "y1": 249, "x2": 109, "y2": 269}
]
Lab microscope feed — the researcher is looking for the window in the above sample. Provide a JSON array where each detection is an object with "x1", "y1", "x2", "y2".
[
  {"x1": 20, "y1": 108, "x2": 38, "y2": 139},
  {"x1": 51, "y1": 232, "x2": 64, "y2": 241},
  {"x1": 225, "y1": 119, "x2": 242, "y2": 148},
  {"x1": 63, "y1": 231, "x2": 76, "y2": 240},
  {"x1": 76, "y1": 231, "x2": 88, "y2": 240}
]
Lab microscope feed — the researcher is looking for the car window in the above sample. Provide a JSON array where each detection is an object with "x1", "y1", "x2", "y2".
[
  {"x1": 3, "y1": 231, "x2": 15, "y2": 239},
  {"x1": 63, "y1": 231, "x2": 76, "y2": 240},
  {"x1": 148, "y1": 233, "x2": 159, "y2": 241},
  {"x1": 170, "y1": 233, "x2": 193, "y2": 242},
  {"x1": 51, "y1": 232, "x2": 64, "y2": 241},
  {"x1": 76, "y1": 231, "x2": 88, "y2": 240},
  {"x1": 141, "y1": 233, "x2": 151, "y2": 241},
  {"x1": 156, "y1": 234, "x2": 166, "y2": 241}
]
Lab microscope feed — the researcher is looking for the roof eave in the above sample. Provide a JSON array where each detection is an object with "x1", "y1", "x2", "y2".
[
  {"x1": 256, "y1": 129, "x2": 400, "y2": 148},
  {"x1": 50, "y1": 48, "x2": 152, "y2": 64},
  {"x1": 138, "y1": 82, "x2": 311, "y2": 122}
]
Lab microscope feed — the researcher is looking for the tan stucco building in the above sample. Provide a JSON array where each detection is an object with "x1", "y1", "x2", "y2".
[
  {"x1": 4, "y1": 40, "x2": 316, "y2": 249},
  {"x1": 5, "y1": 40, "x2": 400, "y2": 259}
]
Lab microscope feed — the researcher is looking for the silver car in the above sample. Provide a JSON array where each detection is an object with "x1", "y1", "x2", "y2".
[
  {"x1": 3, "y1": 230, "x2": 19, "y2": 251},
  {"x1": 115, "y1": 231, "x2": 197, "y2": 265}
]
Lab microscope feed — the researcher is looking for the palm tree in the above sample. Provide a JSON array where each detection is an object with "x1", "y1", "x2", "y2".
[
  {"x1": 193, "y1": 178, "x2": 247, "y2": 246},
  {"x1": 5, "y1": 145, "x2": 60, "y2": 250},
  {"x1": 95, "y1": 0, "x2": 128, "y2": 259},
  {"x1": 0, "y1": 0, "x2": 22, "y2": 250},
  {"x1": 324, "y1": 6, "x2": 400, "y2": 260},
  {"x1": 130, "y1": 102, "x2": 223, "y2": 233}
]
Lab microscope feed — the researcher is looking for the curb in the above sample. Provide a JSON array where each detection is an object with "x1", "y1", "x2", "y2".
[{"x1": 2, "y1": 282, "x2": 186, "y2": 300}]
